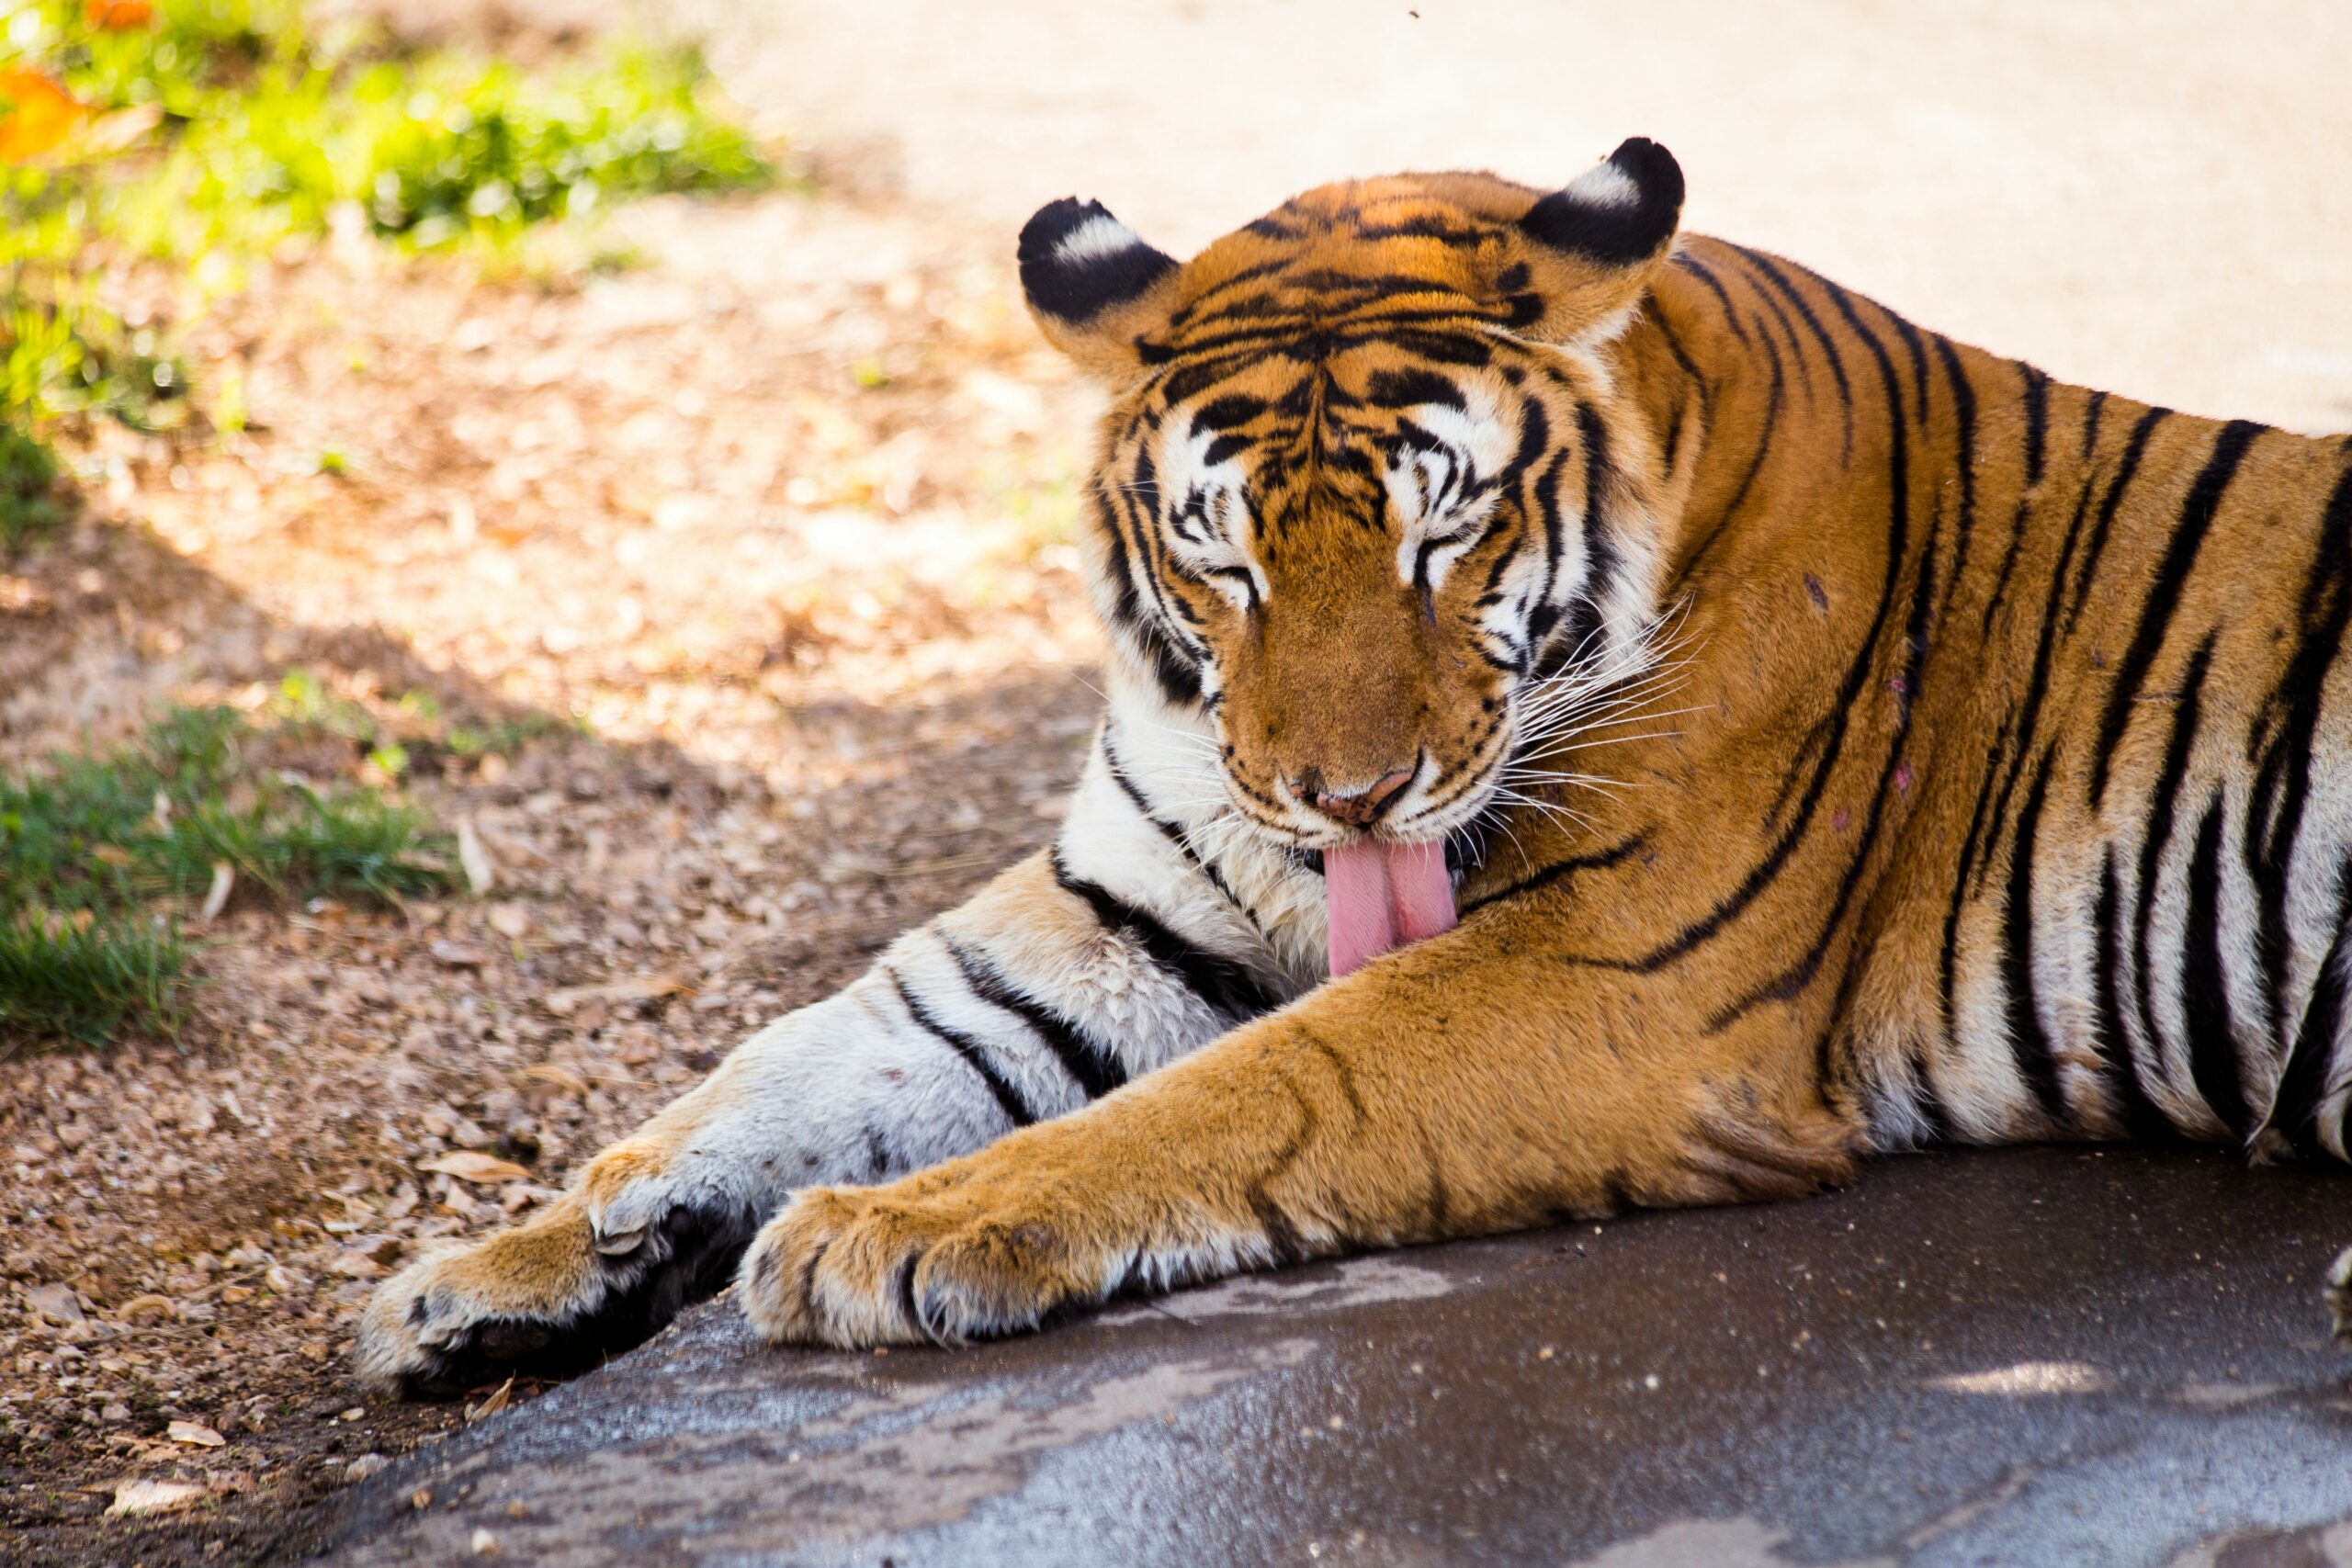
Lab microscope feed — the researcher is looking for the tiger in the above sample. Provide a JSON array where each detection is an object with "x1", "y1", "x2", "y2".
[{"x1": 358, "y1": 137, "x2": 2352, "y2": 1393}]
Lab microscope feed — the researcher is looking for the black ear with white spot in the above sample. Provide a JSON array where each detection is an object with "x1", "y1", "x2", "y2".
[
  {"x1": 1508, "y1": 138, "x2": 1686, "y2": 343},
  {"x1": 1019, "y1": 198, "x2": 1175, "y2": 323},
  {"x1": 1018, "y1": 197, "x2": 1182, "y2": 378},
  {"x1": 1520, "y1": 138, "x2": 1684, "y2": 266}
]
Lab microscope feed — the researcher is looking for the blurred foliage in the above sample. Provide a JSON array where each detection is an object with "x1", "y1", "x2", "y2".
[
  {"x1": 0, "y1": 0, "x2": 772, "y2": 453},
  {"x1": 0, "y1": 700, "x2": 458, "y2": 1046},
  {"x1": 0, "y1": 416, "x2": 68, "y2": 549},
  {"x1": 0, "y1": 3, "x2": 759, "y2": 1042}
]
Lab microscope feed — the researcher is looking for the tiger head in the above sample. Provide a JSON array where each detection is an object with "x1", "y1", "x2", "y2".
[{"x1": 1022, "y1": 140, "x2": 1685, "y2": 854}]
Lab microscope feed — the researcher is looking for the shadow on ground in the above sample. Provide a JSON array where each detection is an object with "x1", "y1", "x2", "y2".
[
  {"x1": 288, "y1": 1146, "x2": 2352, "y2": 1568},
  {"x1": 1, "y1": 513, "x2": 1099, "y2": 1565}
]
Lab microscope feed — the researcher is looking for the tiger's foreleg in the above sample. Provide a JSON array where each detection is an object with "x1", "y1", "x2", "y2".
[
  {"x1": 357, "y1": 728, "x2": 1298, "y2": 1393},
  {"x1": 739, "y1": 905, "x2": 1863, "y2": 1348}
]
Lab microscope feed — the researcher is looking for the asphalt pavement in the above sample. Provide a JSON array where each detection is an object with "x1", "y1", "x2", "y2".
[{"x1": 295, "y1": 1145, "x2": 2352, "y2": 1566}]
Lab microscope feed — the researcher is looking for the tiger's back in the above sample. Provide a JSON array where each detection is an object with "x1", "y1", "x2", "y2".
[{"x1": 1578, "y1": 235, "x2": 2352, "y2": 1162}]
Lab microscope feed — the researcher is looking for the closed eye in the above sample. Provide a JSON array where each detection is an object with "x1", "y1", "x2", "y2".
[{"x1": 1163, "y1": 484, "x2": 1265, "y2": 610}]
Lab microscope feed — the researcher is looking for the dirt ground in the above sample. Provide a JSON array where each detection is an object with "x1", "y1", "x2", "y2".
[
  {"x1": 6, "y1": 1, "x2": 2352, "y2": 1562},
  {"x1": 0, "y1": 173, "x2": 1109, "y2": 1562},
  {"x1": 708, "y1": 0, "x2": 2352, "y2": 435}
]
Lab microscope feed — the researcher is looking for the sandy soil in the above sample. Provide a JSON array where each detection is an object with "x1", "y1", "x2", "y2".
[{"x1": 698, "y1": 0, "x2": 2352, "y2": 434}]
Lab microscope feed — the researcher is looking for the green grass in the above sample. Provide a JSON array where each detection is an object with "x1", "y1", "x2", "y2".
[
  {"x1": 0, "y1": 0, "x2": 774, "y2": 443},
  {"x1": 0, "y1": 419, "x2": 68, "y2": 552},
  {"x1": 0, "y1": 702, "x2": 458, "y2": 1046}
]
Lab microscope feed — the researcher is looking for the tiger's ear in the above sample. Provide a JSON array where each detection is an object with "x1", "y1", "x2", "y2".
[
  {"x1": 1018, "y1": 197, "x2": 1181, "y2": 380},
  {"x1": 1511, "y1": 138, "x2": 1686, "y2": 344}
]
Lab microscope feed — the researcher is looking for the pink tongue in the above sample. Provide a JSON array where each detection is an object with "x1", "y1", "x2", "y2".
[{"x1": 1324, "y1": 840, "x2": 1457, "y2": 977}]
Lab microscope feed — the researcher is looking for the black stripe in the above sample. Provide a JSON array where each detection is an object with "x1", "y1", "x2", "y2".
[
  {"x1": 2000, "y1": 746, "x2": 2070, "y2": 1124},
  {"x1": 1734, "y1": 248, "x2": 1855, "y2": 462},
  {"x1": 1099, "y1": 731, "x2": 1274, "y2": 942},
  {"x1": 2181, "y1": 798, "x2": 2251, "y2": 1138},
  {"x1": 1939, "y1": 734, "x2": 2008, "y2": 1046},
  {"x1": 2089, "y1": 419, "x2": 2264, "y2": 806},
  {"x1": 2129, "y1": 635, "x2": 2217, "y2": 1101},
  {"x1": 1888, "y1": 310, "x2": 1932, "y2": 428},
  {"x1": 1978, "y1": 367, "x2": 2065, "y2": 641},
  {"x1": 1702, "y1": 277, "x2": 1924, "y2": 1025},
  {"x1": 1645, "y1": 293, "x2": 1710, "y2": 409},
  {"x1": 2267, "y1": 866, "x2": 2352, "y2": 1159},
  {"x1": 1930, "y1": 334, "x2": 1979, "y2": 623},
  {"x1": 1971, "y1": 392, "x2": 2116, "y2": 893},
  {"x1": 1905, "y1": 1051, "x2": 1952, "y2": 1146},
  {"x1": 1050, "y1": 852, "x2": 1283, "y2": 1022},
  {"x1": 1575, "y1": 401, "x2": 1625, "y2": 620},
  {"x1": 1679, "y1": 326, "x2": 1784, "y2": 578},
  {"x1": 2092, "y1": 854, "x2": 2181, "y2": 1142},
  {"x1": 941, "y1": 936, "x2": 1127, "y2": 1101},
  {"x1": 1595, "y1": 274, "x2": 1906, "y2": 974},
  {"x1": 886, "y1": 968, "x2": 1038, "y2": 1129},
  {"x1": 1668, "y1": 253, "x2": 1750, "y2": 346},
  {"x1": 1093, "y1": 471, "x2": 1203, "y2": 707},
  {"x1": 2061, "y1": 405, "x2": 2171, "y2": 635},
  {"x1": 1738, "y1": 265, "x2": 1816, "y2": 399},
  {"x1": 2247, "y1": 460, "x2": 2352, "y2": 1047},
  {"x1": 1459, "y1": 831, "x2": 1647, "y2": 915},
  {"x1": 1524, "y1": 409, "x2": 1566, "y2": 626}
]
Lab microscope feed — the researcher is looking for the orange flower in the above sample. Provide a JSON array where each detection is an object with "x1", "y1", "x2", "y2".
[
  {"x1": 84, "y1": 0, "x2": 157, "y2": 28},
  {"x1": 0, "y1": 68, "x2": 91, "y2": 163}
]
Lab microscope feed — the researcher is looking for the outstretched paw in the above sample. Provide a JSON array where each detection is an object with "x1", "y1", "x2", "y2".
[
  {"x1": 736, "y1": 1167, "x2": 1124, "y2": 1348},
  {"x1": 354, "y1": 1159, "x2": 756, "y2": 1395}
]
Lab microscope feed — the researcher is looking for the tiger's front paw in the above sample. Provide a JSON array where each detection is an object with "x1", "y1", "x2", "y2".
[
  {"x1": 354, "y1": 1148, "x2": 759, "y2": 1395},
  {"x1": 736, "y1": 1164, "x2": 1124, "y2": 1348}
]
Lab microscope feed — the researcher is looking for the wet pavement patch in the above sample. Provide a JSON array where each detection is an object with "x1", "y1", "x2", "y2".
[{"x1": 295, "y1": 1146, "x2": 2352, "y2": 1566}]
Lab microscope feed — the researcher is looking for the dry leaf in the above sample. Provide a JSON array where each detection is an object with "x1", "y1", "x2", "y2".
[
  {"x1": 107, "y1": 1477, "x2": 206, "y2": 1517},
  {"x1": 85, "y1": 0, "x2": 157, "y2": 28},
  {"x1": 27, "y1": 1282, "x2": 84, "y2": 1324},
  {"x1": 117, "y1": 1293, "x2": 175, "y2": 1324},
  {"x1": 522, "y1": 1062, "x2": 591, "y2": 1096},
  {"x1": 198, "y1": 862, "x2": 234, "y2": 923},
  {"x1": 166, "y1": 1420, "x2": 225, "y2": 1448},
  {"x1": 468, "y1": 1376, "x2": 514, "y2": 1423},
  {"x1": 90, "y1": 843, "x2": 134, "y2": 868},
  {"x1": 486, "y1": 901, "x2": 528, "y2": 939},
  {"x1": 419, "y1": 1151, "x2": 532, "y2": 1184},
  {"x1": 74, "y1": 102, "x2": 162, "y2": 157},
  {"x1": 542, "y1": 975, "x2": 687, "y2": 1016},
  {"x1": 0, "y1": 69, "x2": 90, "y2": 163},
  {"x1": 457, "y1": 819, "x2": 495, "y2": 896},
  {"x1": 430, "y1": 939, "x2": 491, "y2": 968}
]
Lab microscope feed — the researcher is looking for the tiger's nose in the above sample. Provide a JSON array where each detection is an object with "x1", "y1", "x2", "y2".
[{"x1": 1288, "y1": 767, "x2": 1414, "y2": 827}]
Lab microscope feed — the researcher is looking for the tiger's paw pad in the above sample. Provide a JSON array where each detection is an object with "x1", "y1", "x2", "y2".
[{"x1": 737, "y1": 1183, "x2": 1102, "y2": 1349}]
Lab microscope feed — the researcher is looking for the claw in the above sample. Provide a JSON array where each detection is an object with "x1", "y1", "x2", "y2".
[{"x1": 593, "y1": 1224, "x2": 647, "y2": 1257}]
